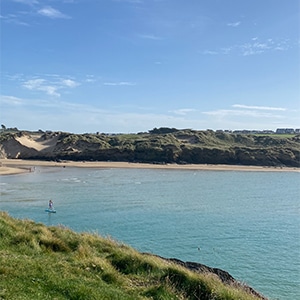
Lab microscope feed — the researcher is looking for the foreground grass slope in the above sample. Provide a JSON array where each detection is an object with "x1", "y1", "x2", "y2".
[{"x1": 0, "y1": 212, "x2": 266, "y2": 300}]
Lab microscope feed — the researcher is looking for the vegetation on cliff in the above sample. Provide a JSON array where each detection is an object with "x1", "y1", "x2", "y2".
[
  {"x1": 0, "y1": 128, "x2": 299, "y2": 167},
  {"x1": 0, "y1": 212, "x2": 266, "y2": 300}
]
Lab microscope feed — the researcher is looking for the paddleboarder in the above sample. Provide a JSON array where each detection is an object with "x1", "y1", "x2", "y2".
[{"x1": 49, "y1": 200, "x2": 53, "y2": 210}]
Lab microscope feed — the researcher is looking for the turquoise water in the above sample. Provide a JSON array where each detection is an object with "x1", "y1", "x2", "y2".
[{"x1": 1, "y1": 166, "x2": 299, "y2": 300}]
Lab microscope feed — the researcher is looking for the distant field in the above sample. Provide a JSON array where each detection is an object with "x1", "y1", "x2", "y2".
[{"x1": 253, "y1": 133, "x2": 298, "y2": 138}]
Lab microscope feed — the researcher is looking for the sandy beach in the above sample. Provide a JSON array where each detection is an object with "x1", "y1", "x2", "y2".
[{"x1": 0, "y1": 159, "x2": 299, "y2": 175}]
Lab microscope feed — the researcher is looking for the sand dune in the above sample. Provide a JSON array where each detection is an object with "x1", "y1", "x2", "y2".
[
  {"x1": 1, "y1": 132, "x2": 299, "y2": 175},
  {"x1": 15, "y1": 134, "x2": 58, "y2": 152}
]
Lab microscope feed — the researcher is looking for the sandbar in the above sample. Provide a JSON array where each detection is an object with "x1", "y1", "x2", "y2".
[{"x1": 0, "y1": 159, "x2": 299, "y2": 176}]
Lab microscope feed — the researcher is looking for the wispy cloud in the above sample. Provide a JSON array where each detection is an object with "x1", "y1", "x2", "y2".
[
  {"x1": 203, "y1": 104, "x2": 287, "y2": 119},
  {"x1": 232, "y1": 104, "x2": 286, "y2": 111},
  {"x1": 85, "y1": 75, "x2": 98, "y2": 83},
  {"x1": 22, "y1": 76, "x2": 80, "y2": 97},
  {"x1": 0, "y1": 93, "x2": 206, "y2": 133},
  {"x1": 1, "y1": 93, "x2": 297, "y2": 133},
  {"x1": 0, "y1": 14, "x2": 30, "y2": 26},
  {"x1": 202, "y1": 109, "x2": 284, "y2": 119},
  {"x1": 138, "y1": 34, "x2": 163, "y2": 40},
  {"x1": 61, "y1": 79, "x2": 80, "y2": 88},
  {"x1": 171, "y1": 108, "x2": 197, "y2": 115},
  {"x1": 113, "y1": 0, "x2": 143, "y2": 4},
  {"x1": 202, "y1": 38, "x2": 292, "y2": 56},
  {"x1": 241, "y1": 41, "x2": 271, "y2": 56},
  {"x1": 37, "y1": 6, "x2": 70, "y2": 19},
  {"x1": 227, "y1": 21, "x2": 241, "y2": 27},
  {"x1": 3, "y1": 2, "x2": 72, "y2": 25},
  {"x1": 0, "y1": 95, "x2": 24, "y2": 106},
  {"x1": 23, "y1": 79, "x2": 61, "y2": 97},
  {"x1": 103, "y1": 81, "x2": 136, "y2": 86},
  {"x1": 12, "y1": 0, "x2": 38, "y2": 5},
  {"x1": 202, "y1": 50, "x2": 218, "y2": 55}
]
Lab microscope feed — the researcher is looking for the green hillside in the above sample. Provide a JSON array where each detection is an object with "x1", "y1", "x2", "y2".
[
  {"x1": 0, "y1": 212, "x2": 266, "y2": 300},
  {"x1": 1, "y1": 128, "x2": 299, "y2": 167}
]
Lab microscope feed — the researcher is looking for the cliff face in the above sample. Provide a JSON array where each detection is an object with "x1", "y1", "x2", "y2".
[{"x1": 1, "y1": 129, "x2": 299, "y2": 167}]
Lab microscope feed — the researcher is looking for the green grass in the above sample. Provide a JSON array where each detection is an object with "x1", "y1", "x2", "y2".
[
  {"x1": 1, "y1": 129, "x2": 299, "y2": 167},
  {"x1": 0, "y1": 212, "x2": 265, "y2": 300},
  {"x1": 253, "y1": 133, "x2": 298, "y2": 138}
]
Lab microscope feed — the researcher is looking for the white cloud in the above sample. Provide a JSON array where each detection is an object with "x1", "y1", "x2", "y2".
[
  {"x1": 22, "y1": 76, "x2": 80, "y2": 97},
  {"x1": 220, "y1": 47, "x2": 233, "y2": 55},
  {"x1": 202, "y1": 50, "x2": 218, "y2": 55},
  {"x1": 138, "y1": 34, "x2": 163, "y2": 40},
  {"x1": 227, "y1": 21, "x2": 241, "y2": 27},
  {"x1": 171, "y1": 108, "x2": 197, "y2": 115},
  {"x1": 202, "y1": 38, "x2": 293, "y2": 56},
  {"x1": 232, "y1": 104, "x2": 286, "y2": 111},
  {"x1": 2, "y1": 93, "x2": 297, "y2": 133},
  {"x1": 38, "y1": 6, "x2": 70, "y2": 19},
  {"x1": 1, "y1": 14, "x2": 30, "y2": 26},
  {"x1": 12, "y1": 0, "x2": 38, "y2": 5},
  {"x1": 85, "y1": 75, "x2": 98, "y2": 83},
  {"x1": 4, "y1": 2, "x2": 71, "y2": 26},
  {"x1": 202, "y1": 104, "x2": 288, "y2": 121},
  {"x1": 113, "y1": 0, "x2": 143, "y2": 4},
  {"x1": 241, "y1": 41, "x2": 271, "y2": 56},
  {"x1": 0, "y1": 95, "x2": 24, "y2": 106},
  {"x1": 202, "y1": 103, "x2": 289, "y2": 120},
  {"x1": 61, "y1": 79, "x2": 80, "y2": 88},
  {"x1": 23, "y1": 78, "x2": 61, "y2": 97},
  {"x1": 103, "y1": 81, "x2": 136, "y2": 86},
  {"x1": 202, "y1": 109, "x2": 284, "y2": 119},
  {"x1": 0, "y1": 94, "x2": 195, "y2": 133}
]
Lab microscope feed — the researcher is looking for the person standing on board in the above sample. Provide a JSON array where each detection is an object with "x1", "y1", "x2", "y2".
[{"x1": 49, "y1": 200, "x2": 54, "y2": 210}]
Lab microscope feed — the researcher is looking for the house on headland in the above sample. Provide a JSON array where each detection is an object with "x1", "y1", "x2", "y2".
[{"x1": 276, "y1": 128, "x2": 297, "y2": 134}]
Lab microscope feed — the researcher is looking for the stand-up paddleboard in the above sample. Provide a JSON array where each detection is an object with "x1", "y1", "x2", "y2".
[{"x1": 45, "y1": 208, "x2": 56, "y2": 213}]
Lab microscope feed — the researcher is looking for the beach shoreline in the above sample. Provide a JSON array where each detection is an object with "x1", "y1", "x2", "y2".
[{"x1": 0, "y1": 159, "x2": 299, "y2": 175}]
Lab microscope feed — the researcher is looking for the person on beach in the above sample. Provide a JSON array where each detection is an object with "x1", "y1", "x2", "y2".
[{"x1": 49, "y1": 200, "x2": 53, "y2": 210}]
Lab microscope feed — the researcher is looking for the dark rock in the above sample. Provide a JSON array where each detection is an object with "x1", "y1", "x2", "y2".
[{"x1": 153, "y1": 256, "x2": 268, "y2": 300}]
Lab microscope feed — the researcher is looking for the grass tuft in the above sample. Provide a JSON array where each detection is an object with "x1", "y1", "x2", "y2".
[
  {"x1": 0, "y1": 212, "x2": 266, "y2": 300},
  {"x1": 162, "y1": 267, "x2": 212, "y2": 300}
]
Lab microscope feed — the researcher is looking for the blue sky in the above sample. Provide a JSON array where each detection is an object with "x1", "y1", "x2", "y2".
[{"x1": 1, "y1": 0, "x2": 299, "y2": 133}]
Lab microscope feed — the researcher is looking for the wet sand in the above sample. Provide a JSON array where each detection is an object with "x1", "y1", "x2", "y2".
[{"x1": 0, "y1": 159, "x2": 299, "y2": 175}]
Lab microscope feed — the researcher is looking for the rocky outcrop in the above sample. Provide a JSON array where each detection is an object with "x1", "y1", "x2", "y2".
[
  {"x1": 1, "y1": 129, "x2": 299, "y2": 167},
  {"x1": 166, "y1": 258, "x2": 268, "y2": 300},
  {"x1": 142, "y1": 254, "x2": 268, "y2": 300}
]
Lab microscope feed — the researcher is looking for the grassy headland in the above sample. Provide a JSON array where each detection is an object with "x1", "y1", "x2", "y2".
[
  {"x1": 0, "y1": 212, "x2": 266, "y2": 300},
  {"x1": 0, "y1": 128, "x2": 299, "y2": 167}
]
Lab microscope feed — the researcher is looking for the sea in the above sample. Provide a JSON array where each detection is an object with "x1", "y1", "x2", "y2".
[{"x1": 0, "y1": 166, "x2": 299, "y2": 300}]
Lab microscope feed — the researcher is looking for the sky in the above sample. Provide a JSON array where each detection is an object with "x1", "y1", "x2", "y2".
[{"x1": 1, "y1": 0, "x2": 299, "y2": 133}]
